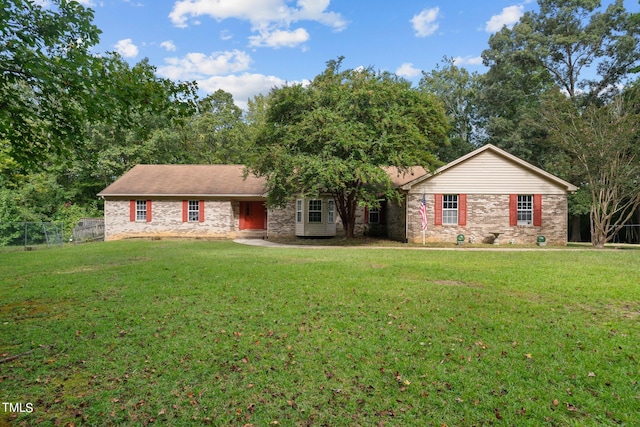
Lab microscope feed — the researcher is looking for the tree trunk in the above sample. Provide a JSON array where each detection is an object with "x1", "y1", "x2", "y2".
[
  {"x1": 590, "y1": 210, "x2": 606, "y2": 248},
  {"x1": 334, "y1": 190, "x2": 358, "y2": 238}
]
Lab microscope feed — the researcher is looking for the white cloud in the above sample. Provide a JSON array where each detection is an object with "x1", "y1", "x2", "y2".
[
  {"x1": 160, "y1": 40, "x2": 177, "y2": 52},
  {"x1": 157, "y1": 50, "x2": 252, "y2": 80},
  {"x1": 169, "y1": 0, "x2": 347, "y2": 48},
  {"x1": 411, "y1": 7, "x2": 440, "y2": 38},
  {"x1": 396, "y1": 63, "x2": 422, "y2": 78},
  {"x1": 197, "y1": 73, "x2": 293, "y2": 110},
  {"x1": 157, "y1": 49, "x2": 309, "y2": 110},
  {"x1": 114, "y1": 38, "x2": 138, "y2": 58},
  {"x1": 170, "y1": 0, "x2": 346, "y2": 29},
  {"x1": 485, "y1": 5, "x2": 524, "y2": 33},
  {"x1": 220, "y1": 30, "x2": 233, "y2": 41},
  {"x1": 248, "y1": 27, "x2": 310, "y2": 48},
  {"x1": 452, "y1": 56, "x2": 484, "y2": 66}
]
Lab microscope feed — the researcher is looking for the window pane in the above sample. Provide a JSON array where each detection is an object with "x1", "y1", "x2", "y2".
[
  {"x1": 369, "y1": 208, "x2": 379, "y2": 224},
  {"x1": 442, "y1": 210, "x2": 458, "y2": 224},
  {"x1": 188, "y1": 200, "x2": 199, "y2": 222},
  {"x1": 136, "y1": 200, "x2": 147, "y2": 221},
  {"x1": 442, "y1": 194, "x2": 458, "y2": 224},
  {"x1": 308, "y1": 200, "x2": 322, "y2": 223},
  {"x1": 296, "y1": 200, "x2": 303, "y2": 223},
  {"x1": 327, "y1": 200, "x2": 335, "y2": 223},
  {"x1": 517, "y1": 195, "x2": 533, "y2": 225}
]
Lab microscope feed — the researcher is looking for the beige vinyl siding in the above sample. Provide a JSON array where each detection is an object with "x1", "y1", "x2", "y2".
[
  {"x1": 415, "y1": 151, "x2": 566, "y2": 195},
  {"x1": 295, "y1": 197, "x2": 337, "y2": 237}
]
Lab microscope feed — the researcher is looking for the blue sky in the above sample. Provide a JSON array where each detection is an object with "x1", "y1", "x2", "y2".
[{"x1": 72, "y1": 0, "x2": 639, "y2": 108}]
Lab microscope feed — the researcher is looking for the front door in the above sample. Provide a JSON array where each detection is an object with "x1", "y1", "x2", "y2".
[{"x1": 239, "y1": 201, "x2": 267, "y2": 230}]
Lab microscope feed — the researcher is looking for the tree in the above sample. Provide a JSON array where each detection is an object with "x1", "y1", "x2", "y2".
[
  {"x1": 542, "y1": 90, "x2": 640, "y2": 247},
  {"x1": 480, "y1": 0, "x2": 640, "y2": 241},
  {"x1": 512, "y1": 0, "x2": 640, "y2": 105},
  {"x1": 0, "y1": 0, "x2": 102, "y2": 167},
  {"x1": 64, "y1": 56, "x2": 198, "y2": 205},
  {"x1": 188, "y1": 90, "x2": 249, "y2": 164},
  {"x1": 249, "y1": 58, "x2": 448, "y2": 238},
  {"x1": 419, "y1": 57, "x2": 481, "y2": 162}
]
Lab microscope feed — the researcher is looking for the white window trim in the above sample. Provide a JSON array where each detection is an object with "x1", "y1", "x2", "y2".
[
  {"x1": 442, "y1": 194, "x2": 458, "y2": 225},
  {"x1": 327, "y1": 200, "x2": 335, "y2": 224},
  {"x1": 308, "y1": 199, "x2": 322, "y2": 223},
  {"x1": 517, "y1": 195, "x2": 533, "y2": 226},
  {"x1": 136, "y1": 200, "x2": 147, "y2": 222},
  {"x1": 296, "y1": 199, "x2": 303, "y2": 223},
  {"x1": 188, "y1": 200, "x2": 200, "y2": 222}
]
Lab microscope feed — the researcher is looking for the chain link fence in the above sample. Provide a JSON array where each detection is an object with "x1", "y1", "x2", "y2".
[{"x1": 0, "y1": 222, "x2": 64, "y2": 250}]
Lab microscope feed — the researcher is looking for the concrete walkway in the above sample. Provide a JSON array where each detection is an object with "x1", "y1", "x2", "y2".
[
  {"x1": 232, "y1": 238, "x2": 571, "y2": 251},
  {"x1": 233, "y1": 238, "x2": 288, "y2": 247}
]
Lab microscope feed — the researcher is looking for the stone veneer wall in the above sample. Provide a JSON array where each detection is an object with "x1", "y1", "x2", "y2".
[
  {"x1": 406, "y1": 193, "x2": 568, "y2": 245},
  {"x1": 104, "y1": 198, "x2": 236, "y2": 240}
]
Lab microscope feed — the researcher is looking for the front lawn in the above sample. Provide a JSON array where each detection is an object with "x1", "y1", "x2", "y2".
[{"x1": 1, "y1": 240, "x2": 638, "y2": 426}]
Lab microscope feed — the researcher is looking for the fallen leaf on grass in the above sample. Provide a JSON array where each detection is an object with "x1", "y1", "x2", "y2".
[{"x1": 566, "y1": 402, "x2": 578, "y2": 412}]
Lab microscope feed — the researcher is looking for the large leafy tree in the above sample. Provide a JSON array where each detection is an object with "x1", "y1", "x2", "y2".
[
  {"x1": 0, "y1": 0, "x2": 102, "y2": 167},
  {"x1": 187, "y1": 89, "x2": 249, "y2": 164},
  {"x1": 419, "y1": 57, "x2": 481, "y2": 162},
  {"x1": 481, "y1": 0, "x2": 640, "y2": 156},
  {"x1": 501, "y1": 0, "x2": 640, "y2": 105},
  {"x1": 69, "y1": 56, "x2": 198, "y2": 201},
  {"x1": 542, "y1": 89, "x2": 640, "y2": 247},
  {"x1": 249, "y1": 58, "x2": 448, "y2": 238},
  {"x1": 480, "y1": 0, "x2": 640, "y2": 241}
]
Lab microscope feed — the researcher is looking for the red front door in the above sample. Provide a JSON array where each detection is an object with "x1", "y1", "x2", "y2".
[{"x1": 239, "y1": 201, "x2": 267, "y2": 230}]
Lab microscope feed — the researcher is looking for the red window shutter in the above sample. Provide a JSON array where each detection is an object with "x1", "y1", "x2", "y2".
[
  {"x1": 509, "y1": 194, "x2": 518, "y2": 226},
  {"x1": 182, "y1": 200, "x2": 188, "y2": 222},
  {"x1": 199, "y1": 200, "x2": 205, "y2": 223},
  {"x1": 130, "y1": 200, "x2": 136, "y2": 222},
  {"x1": 364, "y1": 207, "x2": 369, "y2": 224},
  {"x1": 434, "y1": 194, "x2": 443, "y2": 225},
  {"x1": 146, "y1": 200, "x2": 152, "y2": 222},
  {"x1": 533, "y1": 194, "x2": 542, "y2": 226},
  {"x1": 458, "y1": 194, "x2": 467, "y2": 226}
]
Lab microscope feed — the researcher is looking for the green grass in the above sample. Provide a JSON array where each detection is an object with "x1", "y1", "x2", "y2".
[{"x1": 1, "y1": 240, "x2": 639, "y2": 426}]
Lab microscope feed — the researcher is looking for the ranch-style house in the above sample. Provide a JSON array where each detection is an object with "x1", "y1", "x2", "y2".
[{"x1": 98, "y1": 144, "x2": 578, "y2": 245}]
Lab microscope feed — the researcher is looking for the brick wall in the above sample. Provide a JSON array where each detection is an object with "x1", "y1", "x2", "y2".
[
  {"x1": 406, "y1": 193, "x2": 568, "y2": 245},
  {"x1": 104, "y1": 199, "x2": 236, "y2": 240},
  {"x1": 267, "y1": 201, "x2": 296, "y2": 238}
]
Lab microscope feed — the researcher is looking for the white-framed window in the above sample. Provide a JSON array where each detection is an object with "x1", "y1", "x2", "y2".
[
  {"x1": 296, "y1": 199, "x2": 303, "y2": 223},
  {"x1": 518, "y1": 195, "x2": 533, "y2": 225},
  {"x1": 327, "y1": 200, "x2": 335, "y2": 223},
  {"x1": 442, "y1": 194, "x2": 458, "y2": 225},
  {"x1": 368, "y1": 207, "x2": 380, "y2": 224},
  {"x1": 308, "y1": 199, "x2": 322, "y2": 223},
  {"x1": 136, "y1": 200, "x2": 147, "y2": 221},
  {"x1": 188, "y1": 200, "x2": 200, "y2": 222}
]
